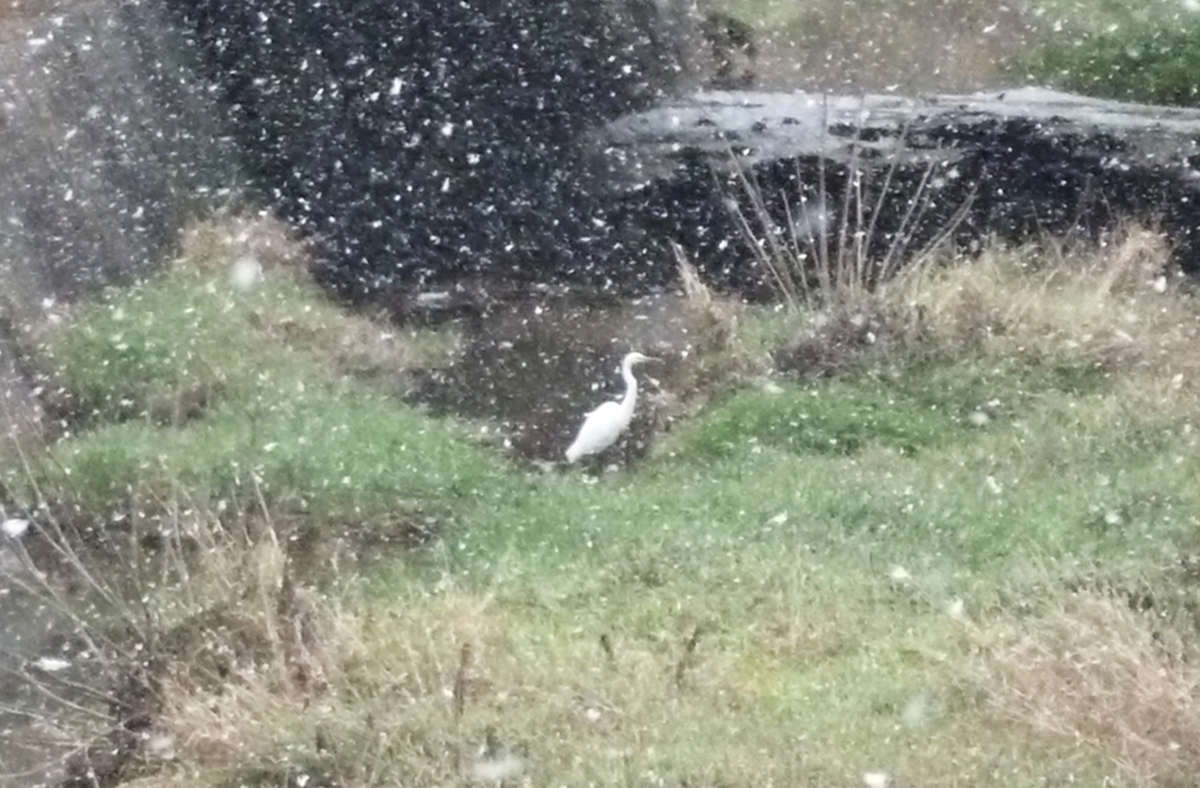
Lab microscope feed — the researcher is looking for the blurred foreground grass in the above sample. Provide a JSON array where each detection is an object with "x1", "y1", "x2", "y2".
[{"x1": 22, "y1": 219, "x2": 1200, "y2": 788}]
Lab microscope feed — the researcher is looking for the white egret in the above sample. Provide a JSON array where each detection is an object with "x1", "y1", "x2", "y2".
[{"x1": 565, "y1": 351, "x2": 657, "y2": 463}]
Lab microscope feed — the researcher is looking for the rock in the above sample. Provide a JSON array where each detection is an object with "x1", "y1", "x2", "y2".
[{"x1": 591, "y1": 87, "x2": 1200, "y2": 294}]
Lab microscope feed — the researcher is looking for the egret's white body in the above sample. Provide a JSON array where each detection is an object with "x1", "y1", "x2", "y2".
[{"x1": 565, "y1": 351, "x2": 655, "y2": 463}]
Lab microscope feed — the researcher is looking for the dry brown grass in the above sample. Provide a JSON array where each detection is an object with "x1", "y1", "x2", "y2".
[
  {"x1": 658, "y1": 242, "x2": 762, "y2": 413},
  {"x1": 124, "y1": 574, "x2": 804, "y2": 788},
  {"x1": 178, "y1": 212, "x2": 461, "y2": 382},
  {"x1": 174, "y1": 211, "x2": 313, "y2": 279},
  {"x1": 140, "y1": 592, "x2": 483, "y2": 786},
  {"x1": 779, "y1": 227, "x2": 1200, "y2": 397},
  {"x1": 264, "y1": 302, "x2": 462, "y2": 381},
  {"x1": 979, "y1": 591, "x2": 1200, "y2": 787},
  {"x1": 723, "y1": 0, "x2": 1046, "y2": 93},
  {"x1": 894, "y1": 227, "x2": 1197, "y2": 373},
  {"x1": 673, "y1": 241, "x2": 742, "y2": 358},
  {"x1": 0, "y1": 497, "x2": 314, "y2": 786}
]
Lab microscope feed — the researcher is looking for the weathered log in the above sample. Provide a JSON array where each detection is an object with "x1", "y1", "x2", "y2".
[{"x1": 590, "y1": 87, "x2": 1200, "y2": 295}]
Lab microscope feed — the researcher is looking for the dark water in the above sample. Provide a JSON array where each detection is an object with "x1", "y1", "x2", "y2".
[{"x1": 408, "y1": 290, "x2": 719, "y2": 463}]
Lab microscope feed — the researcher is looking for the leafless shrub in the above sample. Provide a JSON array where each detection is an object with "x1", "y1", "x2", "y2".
[{"x1": 727, "y1": 116, "x2": 975, "y2": 313}]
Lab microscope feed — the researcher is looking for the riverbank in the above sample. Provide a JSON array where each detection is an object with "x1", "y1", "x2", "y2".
[{"x1": 3, "y1": 217, "x2": 1198, "y2": 787}]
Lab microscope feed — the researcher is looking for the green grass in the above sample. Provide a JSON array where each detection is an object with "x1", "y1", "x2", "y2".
[
  {"x1": 354, "y1": 365, "x2": 1194, "y2": 786},
  {"x1": 26, "y1": 236, "x2": 1200, "y2": 788},
  {"x1": 31, "y1": 265, "x2": 476, "y2": 521},
  {"x1": 1023, "y1": 18, "x2": 1200, "y2": 106},
  {"x1": 1029, "y1": 0, "x2": 1197, "y2": 30},
  {"x1": 45, "y1": 270, "x2": 314, "y2": 421},
  {"x1": 1006, "y1": 0, "x2": 1200, "y2": 106},
  {"x1": 662, "y1": 354, "x2": 1107, "y2": 461},
  {"x1": 49, "y1": 385, "x2": 504, "y2": 520},
  {"x1": 445, "y1": 372, "x2": 1197, "y2": 584},
  {"x1": 721, "y1": 0, "x2": 1200, "y2": 104},
  {"x1": 340, "y1": 357, "x2": 1193, "y2": 784},
  {"x1": 41, "y1": 265, "x2": 456, "y2": 424},
  {"x1": 724, "y1": 0, "x2": 1194, "y2": 33}
]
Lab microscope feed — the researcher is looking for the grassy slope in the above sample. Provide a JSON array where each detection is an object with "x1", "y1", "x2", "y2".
[
  {"x1": 713, "y1": 0, "x2": 1200, "y2": 100},
  {"x1": 33, "y1": 225, "x2": 1200, "y2": 788},
  {"x1": 422, "y1": 370, "x2": 1197, "y2": 786}
]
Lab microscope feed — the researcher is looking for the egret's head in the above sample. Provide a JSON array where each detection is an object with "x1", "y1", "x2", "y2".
[{"x1": 624, "y1": 351, "x2": 659, "y2": 366}]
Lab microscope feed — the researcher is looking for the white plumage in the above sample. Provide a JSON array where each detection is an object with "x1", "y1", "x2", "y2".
[{"x1": 565, "y1": 351, "x2": 656, "y2": 463}]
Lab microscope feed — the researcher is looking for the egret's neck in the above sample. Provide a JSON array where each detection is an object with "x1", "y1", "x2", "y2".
[{"x1": 620, "y1": 358, "x2": 639, "y2": 412}]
